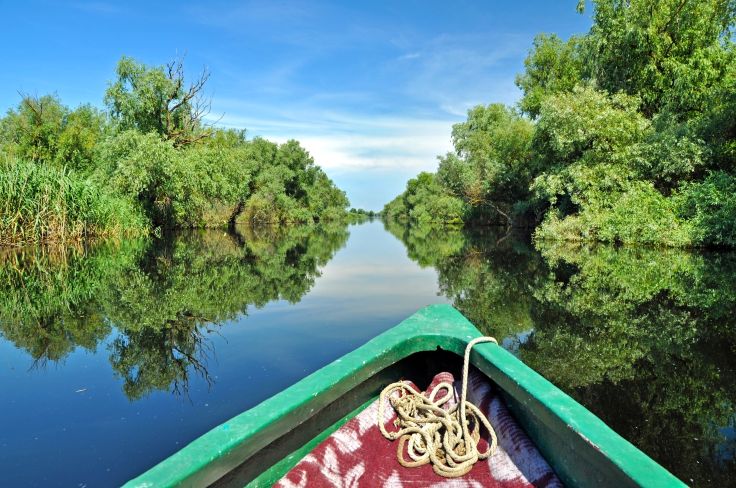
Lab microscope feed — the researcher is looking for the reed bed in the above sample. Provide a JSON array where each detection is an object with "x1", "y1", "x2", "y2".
[{"x1": 0, "y1": 159, "x2": 147, "y2": 246}]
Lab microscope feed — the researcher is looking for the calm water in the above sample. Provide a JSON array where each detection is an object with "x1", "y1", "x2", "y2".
[{"x1": 0, "y1": 220, "x2": 734, "y2": 486}]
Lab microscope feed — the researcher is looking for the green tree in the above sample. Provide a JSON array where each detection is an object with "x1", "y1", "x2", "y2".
[
  {"x1": 382, "y1": 171, "x2": 466, "y2": 224},
  {"x1": 516, "y1": 34, "x2": 585, "y2": 118},
  {"x1": 0, "y1": 95, "x2": 67, "y2": 165},
  {"x1": 385, "y1": 1, "x2": 736, "y2": 248},
  {"x1": 437, "y1": 104, "x2": 534, "y2": 225},
  {"x1": 242, "y1": 138, "x2": 348, "y2": 224},
  {"x1": 678, "y1": 171, "x2": 736, "y2": 246},
  {"x1": 583, "y1": 0, "x2": 736, "y2": 117},
  {"x1": 0, "y1": 55, "x2": 350, "y2": 243},
  {"x1": 96, "y1": 130, "x2": 198, "y2": 227},
  {"x1": 54, "y1": 104, "x2": 107, "y2": 174},
  {"x1": 104, "y1": 56, "x2": 213, "y2": 147}
]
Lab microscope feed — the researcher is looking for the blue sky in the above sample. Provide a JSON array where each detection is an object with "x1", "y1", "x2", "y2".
[{"x1": 1, "y1": 1, "x2": 592, "y2": 210}]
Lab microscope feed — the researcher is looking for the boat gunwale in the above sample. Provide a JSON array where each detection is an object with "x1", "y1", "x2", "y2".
[{"x1": 123, "y1": 304, "x2": 685, "y2": 488}]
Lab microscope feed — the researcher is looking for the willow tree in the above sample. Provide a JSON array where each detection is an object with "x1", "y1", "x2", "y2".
[
  {"x1": 437, "y1": 104, "x2": 534, "y2": 226},
  {"x1": 104, "y1": 56, "x2": 214, "y2": 147},
  {"x1": 583, "y1": 0, "x2": 736, "y2": 117}
]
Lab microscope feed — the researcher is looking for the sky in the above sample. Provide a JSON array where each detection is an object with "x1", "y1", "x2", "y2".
[{"x1": 0, "y1": 1, "x2": 592, "y2": 210}]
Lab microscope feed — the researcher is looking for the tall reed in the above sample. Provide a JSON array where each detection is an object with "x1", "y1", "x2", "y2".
[{"x1": 0, "y1": 158, "x2": 147, "y2": 245}]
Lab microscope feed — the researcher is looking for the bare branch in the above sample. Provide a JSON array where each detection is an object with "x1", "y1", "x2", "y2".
[{"x1": 160, "y1": 56, "x2": 217, "y2": 147}]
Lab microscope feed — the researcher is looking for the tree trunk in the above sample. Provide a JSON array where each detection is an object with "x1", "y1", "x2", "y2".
[{"x1": 228, "y1": 200, "x2": 245, "y2": 230}]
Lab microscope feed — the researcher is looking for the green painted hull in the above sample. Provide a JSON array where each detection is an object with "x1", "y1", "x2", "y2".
[{"x1": 124, "y1": 305, "x2": 686, "y2": 487}]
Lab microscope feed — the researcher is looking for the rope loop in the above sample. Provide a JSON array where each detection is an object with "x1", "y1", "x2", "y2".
[{"x1": 378, "y1": 336, "x2": 498, "y2": 478}]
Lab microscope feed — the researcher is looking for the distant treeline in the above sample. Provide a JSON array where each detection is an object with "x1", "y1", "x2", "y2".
[
  {"x1": 0, "y1": 56, "x2": 349, "y2": 245},
  {"x1": 347, "y1": 207, "x2": 378, "y2": 223},
  {"x1": 383, "y1": 0, "x2": 736, "y2": 247}
]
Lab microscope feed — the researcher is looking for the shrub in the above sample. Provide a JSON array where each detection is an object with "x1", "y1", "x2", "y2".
[
  {"x1": 97, "y1": 130, "x2": 207, "y2": 227},
  {"x1": 678, "y1": 172, "x2": 736, "y2": 247}
]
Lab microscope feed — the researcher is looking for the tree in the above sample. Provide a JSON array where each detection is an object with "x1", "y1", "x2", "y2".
[
  {"x1": 240, "y1": 138, "x2": 348, "y2": 224},
  {"x1": 105, "y1": 56, "x2": 214, "y2": 147},
  {"x1": 0, "y1": 94, "x2": 67, "y2": 164},
  {"x1": 54, "y1": 104, "x2": 107, "y2": 174},
  {"x1": 529, "y1": 85, "x2": 642, "y2": 214},
  {"x1": 96, "y1": 130, "x2": 199, "y2": 227},
  {"x1": 438, "y1": 104, "x2": 534, "y2": 225},
  {"x1": 0, "y1": 95, "x2": 108, "y2": 174},
  {"x1": 516, "y1": 34, "x2": 585, "y2": 118},
  {"x1": 583, "y1": 0, "x2": 736, "y2": 117},
  {"x1": 382, "y1": 172, "x2": 466, "y2": 224}
]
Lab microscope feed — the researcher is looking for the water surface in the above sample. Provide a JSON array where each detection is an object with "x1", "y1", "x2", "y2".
[{"x1": 0, "y1": 220, "x2": 734, "y2": 486}]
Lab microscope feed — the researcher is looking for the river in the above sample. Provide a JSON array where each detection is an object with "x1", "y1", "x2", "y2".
[{"x1": 0, "y1": 220, "x2": 734, "y2": 486}]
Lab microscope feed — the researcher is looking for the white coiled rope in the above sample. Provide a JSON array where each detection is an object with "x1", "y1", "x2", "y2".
[{"x1": 378, "y1": 337, "x2": 498, "y2": 477}]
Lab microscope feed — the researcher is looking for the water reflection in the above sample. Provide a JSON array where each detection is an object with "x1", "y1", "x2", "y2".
[
  {"x1": 0, "y1": 224, "x2": 349, "y2": 400},
  {"x1": 386, "y1": 221, "x2": 736, "y2": 487},
  {"x1": 2, "y1": 220, "x2": 734, "y2": 486}
]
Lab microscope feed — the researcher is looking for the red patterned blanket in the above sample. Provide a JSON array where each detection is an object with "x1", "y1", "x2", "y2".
[{"x1": 276, "y1": 370, "x2": 563, "y2": 487}]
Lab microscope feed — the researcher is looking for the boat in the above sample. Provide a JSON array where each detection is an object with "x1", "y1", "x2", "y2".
[{"x1": 123, "y1": 304, "x2": 686, "y2": 487}]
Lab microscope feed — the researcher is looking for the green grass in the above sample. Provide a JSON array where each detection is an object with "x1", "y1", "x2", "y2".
[{"x1": 0, "y1": 158, "x2": 147, "y2": 245}]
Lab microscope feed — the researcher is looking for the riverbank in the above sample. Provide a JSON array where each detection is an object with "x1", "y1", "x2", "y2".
[
  {"x1": 0, "y1": 56, "x2": 350, "y2": 246},
  {"x1": 382, "y1": 2, "x2": 736, "y2": 249}
]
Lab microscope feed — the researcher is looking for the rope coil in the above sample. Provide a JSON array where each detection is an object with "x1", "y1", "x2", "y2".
[{"x1": 378, "y1": 337, "x2": 498, "y2": 478}]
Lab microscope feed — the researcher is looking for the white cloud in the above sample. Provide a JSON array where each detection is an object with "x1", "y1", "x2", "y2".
[
  {"x1": 296, "y1": 128, "x2": 450, "y2": 171},
  {"x1": 198, "y1": 21, "x2": 528, "y2": 206},
  {"x1": 209, "y1": 107, "x2": 456, "y2": 172},
  {"x1": 204, "y1": 32, "x2": 528, "y2": 176}
]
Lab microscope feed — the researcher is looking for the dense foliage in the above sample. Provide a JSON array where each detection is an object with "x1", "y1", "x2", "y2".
[
  {"x1": 0, "y1": 158, "x2": 146, "y2": 245},
  {"x1": 0, "y1": 57, "x2": 348, "y2": 244},
  {"x1": 384, "y1": 0, "x2": 736, "y2": 247}
]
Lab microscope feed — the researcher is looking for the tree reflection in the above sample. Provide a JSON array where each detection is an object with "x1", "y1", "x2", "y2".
[
  {"x1": 0, "y1": 241, "x2": 141, "y2": 365},
  {"x1": 384, "y1": 219, "x2": 540, "y2": 341},
  {"x1": 0, "y1": 223, "x2": 349, "y2": 399},
  {"x1": 389, "y1": 223, "x2": 736, "y2": 487},
  {"x1": 525, "y1": 242, "x2": 736, "y2": 486}
]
